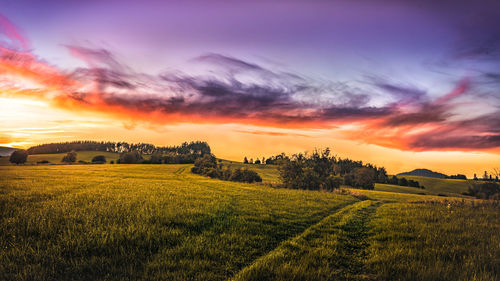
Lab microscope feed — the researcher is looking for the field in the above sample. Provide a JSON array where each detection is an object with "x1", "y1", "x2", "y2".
[{"x1": 1, "y1": 164, "x2": 499, "y2": 280}]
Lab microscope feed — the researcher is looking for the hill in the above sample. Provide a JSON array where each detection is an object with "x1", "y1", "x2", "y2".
[
  {"x1": 0, "y1": 146, "x2": 17, "y2": 157},
  {"x1": 0, "y1": 164, "x2": 498, "y2": 280},
  {"x1": 397, "y1": 168, "x2": 447, "y2": 178}
]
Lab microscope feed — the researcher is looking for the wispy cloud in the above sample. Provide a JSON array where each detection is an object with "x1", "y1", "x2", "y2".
[{"x1": 0, "y1": 14, "x2": 499, "y2": 152}]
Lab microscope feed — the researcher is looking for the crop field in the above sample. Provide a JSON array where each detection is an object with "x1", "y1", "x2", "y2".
[{"x1": 1, "y1": 164, "x2": 499, "y2": 280}]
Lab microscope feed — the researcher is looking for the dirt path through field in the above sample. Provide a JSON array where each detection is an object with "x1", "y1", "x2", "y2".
[{"x1": 231, "y1": 200, "x2": 381, "y2": 281}]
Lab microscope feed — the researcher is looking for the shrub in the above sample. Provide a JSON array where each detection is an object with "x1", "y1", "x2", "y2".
[
  {"x1": 9, "y1": 150, "x2": 28, "y2": 164},
  {"x1": 37, "y1": 160, "x2": 50, "y2": 164}
]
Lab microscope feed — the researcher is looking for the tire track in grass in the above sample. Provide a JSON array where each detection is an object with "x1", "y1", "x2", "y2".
[{"x1": 230, "y1": 200, "x2": 381, "y2": 281}]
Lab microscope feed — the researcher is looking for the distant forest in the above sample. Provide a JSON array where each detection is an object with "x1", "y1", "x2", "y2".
[{"x1": 27, "y1": 141, "x2": 211, "y2": 156}]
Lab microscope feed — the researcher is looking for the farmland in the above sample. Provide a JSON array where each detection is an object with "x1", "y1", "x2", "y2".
[{"x1": 1, "y1": 164, "x2": 499, "y2": 280}]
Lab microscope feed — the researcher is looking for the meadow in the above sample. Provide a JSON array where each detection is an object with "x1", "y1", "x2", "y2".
[{"x1": 1, "y1": 163, "x2": 499, "y2": 280}]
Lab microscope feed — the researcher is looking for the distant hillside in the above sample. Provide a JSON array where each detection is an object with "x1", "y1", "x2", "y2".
[
  {"x1": 0, "y1": 146, "x2": 17, "y2": 157},
  {"x1": 397, "y1": 169, "x2": 447, "y2": 178}
]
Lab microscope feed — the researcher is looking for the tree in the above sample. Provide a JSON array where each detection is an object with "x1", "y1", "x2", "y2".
[
  {"x1": 62, "y1": 151, "x2": 77, "y2": 163},
  {"x1": 9, "y1": 149, "x2": 28, "y2": 164},
  {"x1": 467, "y1": 181, "x2": 500, "y2": 199},
  {"x1": 483, "y1": 171, "x2": 488, "y2": 180},
  {"x1": 243, "y1": 157, "x2": 248, "y2": 164},
  {"x1": 350, "y1": 168, "x2": 375, "y2": 190},
  {"x1": 118, "y1": 151, "x2": 142, "y2": 164},
  {"x1": 398, "y1": 177, "x2": 408, "y2": 186},
  {"x1": 150, "y1": 152, "x2": 162, "y2": 164},
  {"x1": 254, "y1": 159, "x2": 261, "y2": 164},
  {"x1": 91, "y1": 155, "x2": 106, "y2": 163}
]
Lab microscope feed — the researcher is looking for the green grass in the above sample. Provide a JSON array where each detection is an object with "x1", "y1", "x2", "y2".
[
  {"x1": 367, "y1": 201, "x2": 500, "y2": 281},
  {"x1": 0, "y1": 165, "x2": 356, "y2": 281},
  {"x1": 402, "y1": 176, "x2": 470, "y2": 196},
  {"x1": 0, "y1": 151, "x2": 120, "y2": 165},
  {"x1": 1, "y1": 164, "x2": 499, "y2": 280}
]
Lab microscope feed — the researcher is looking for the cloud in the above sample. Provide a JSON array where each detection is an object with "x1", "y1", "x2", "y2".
[{"x1": 1, "y1": 14, "x2": 499, "y2": 153}]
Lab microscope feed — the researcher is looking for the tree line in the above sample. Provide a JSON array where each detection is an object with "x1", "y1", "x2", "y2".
[
  {"x1": 9, "y1": 141, "x2": 212, "y2": 165},
  {"x1": 26, "y1": 141, "x2": 211, "y2": 156}
]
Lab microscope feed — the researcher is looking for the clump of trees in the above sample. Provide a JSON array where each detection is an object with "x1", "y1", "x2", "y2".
[
  {"x1": 465, "y1": 181, "x2": 500, "y2": 200},
  {"x1": 279, "y1": 149, "x2": 343, "y2": 191},
  {"x1": 386, "y1": 175, "x2": 424, "y2": 189},
  {"x1": 276, "y1": 148, "x2": 421, "y2": 191},
  {"x1": 192, "y1": 154, "x2": 262, "y2": 183},
  {"x1": 117, "y1": 151, "x2": 143, "y2": 164},
  {"x1": 91, "y1": 155, "x2": 106, "y2": 164},
  {"x1": 62, "y1": 151, "x2": 77, "y2": 163},
  {"x1": 447, "y1": 174, "x2": 467, "y2": 180},
  {"x1": 9, "y1": 150, "x2": 28, "y2": 164}
]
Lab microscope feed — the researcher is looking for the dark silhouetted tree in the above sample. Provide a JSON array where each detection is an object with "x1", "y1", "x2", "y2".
[
  {"x1": 9, "y1": 150, "x2": 28, "y2": 164},
  {"x1": 62, "y1": 151, "x2": 77, "y2": 163}
]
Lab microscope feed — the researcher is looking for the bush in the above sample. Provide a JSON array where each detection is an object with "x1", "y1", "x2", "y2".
[
  {"x1": 467, "y1": 182, "x2": 500, "y2": 199},
  {"x1": 37, "y1": 160, "x2": 50, "y2": 164},
  {"x1": 9, "y1": 150, "x2": 28, "y2": 164},
  {"x1": 92, "y1": 155, "x2": 106, "y2": 164},
  {"x1": 191, "y1": 154, "x2": 262, "y2": 183},
  {"x1": 62, "y1": 151, "x2": 77, "y2": 163}
]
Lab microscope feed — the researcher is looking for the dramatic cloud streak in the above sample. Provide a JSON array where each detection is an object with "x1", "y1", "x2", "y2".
[{"x1": 0, "y1": 14, "x2": 499, "y2": 153}]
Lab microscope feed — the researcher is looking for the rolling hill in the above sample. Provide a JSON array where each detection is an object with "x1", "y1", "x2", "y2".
[
  {"x1": 397, "y1": 168, "x2": 448, "y2": 178},
  {"x1": 0, "y1": 146, "x2": 17, "y2": 157}
]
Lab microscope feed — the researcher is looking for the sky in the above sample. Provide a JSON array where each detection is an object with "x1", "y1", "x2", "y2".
[{"x1": 1, "y1": 0, "x2": 499, "y2": 176}]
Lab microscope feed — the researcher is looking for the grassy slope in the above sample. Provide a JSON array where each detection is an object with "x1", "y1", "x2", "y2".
[
  {"x1": 0, "y1": 165, "x2": 356, "y2": 281},
  {"x1": 0, "y1": 151, "x2": 121, "y2": 165},
  {"x1": 402, "y1": 175, "x2": 470, "y2": 195}
]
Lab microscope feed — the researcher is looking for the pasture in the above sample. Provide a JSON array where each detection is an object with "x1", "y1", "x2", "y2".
[{"x1": 0, "y1": 164, "x2": 498, "y2": 280}]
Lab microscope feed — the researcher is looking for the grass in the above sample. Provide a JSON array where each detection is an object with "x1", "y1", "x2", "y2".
[
  {"x1": 402, "y1": 176, "x2": 470, "y2": 196},
  {"x1": 1, "y1": 164, "x2": 499, "y2": 280},
  {"x1": 0, "y1": 151, "x2": 120, "y2": 165},
  {"x1": 367, "y1": 200, "x2": 500, "y2": 281},
  {"x1": 0, "y1": 164, "x2": 356, "y2": 281}
]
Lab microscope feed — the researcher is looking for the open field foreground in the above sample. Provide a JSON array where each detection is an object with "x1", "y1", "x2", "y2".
[{"x1": 1, "y1": 165, "x2": 499, "y2": 281}]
